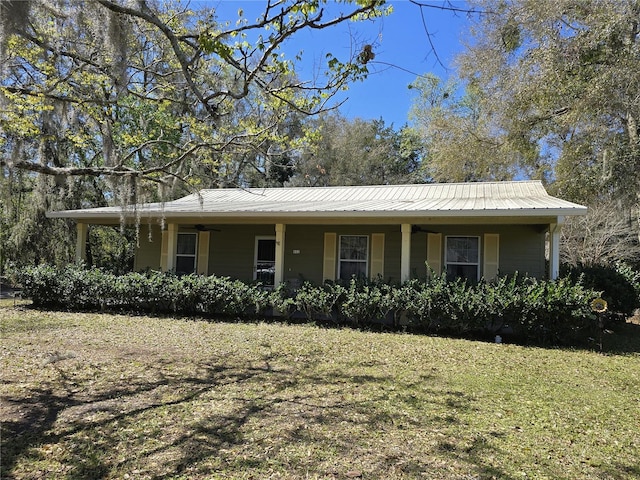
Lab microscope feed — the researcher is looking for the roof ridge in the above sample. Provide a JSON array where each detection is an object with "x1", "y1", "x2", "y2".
[{"x1": 198, "y1": 179, "x2": 542, "y2": 193}]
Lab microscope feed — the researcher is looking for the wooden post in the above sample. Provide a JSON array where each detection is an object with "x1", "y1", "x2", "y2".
[
  {"x1": 75, "y1": 223, "x2": 88, "y2": 263},
  {"x1": 548, "y1": 216, "x2": 564, "y2": 280},
  {"x1": 401, "y1": 224, "x2": 411, "y2": 282},
  {"x1": 274, "y1": 224, "x2": 286, "y2": 286}
]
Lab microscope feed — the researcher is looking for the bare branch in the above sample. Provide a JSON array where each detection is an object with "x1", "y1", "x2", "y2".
[
  {"x1": 408, "y1": 1, "x2": 492, "y2": 16},
  {"x1": 407, "y1": 0, "x2": 489, "y2": 72}
]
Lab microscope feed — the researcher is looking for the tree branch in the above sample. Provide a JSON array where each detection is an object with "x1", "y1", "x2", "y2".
[{"x1": 95, "y1": 0, "x2": 217, "y2": 118}]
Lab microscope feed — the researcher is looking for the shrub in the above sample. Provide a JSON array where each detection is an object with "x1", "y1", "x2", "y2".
[
  {"x1": 292, "y1": 281, "x2": 346, "y2": 321},
  {"x1": 403, "y1": 274, "x2": 506, "y2": 334},
  {"x1": 17, "y1": 264, "x2": 602, "y2": 346},
  {"x1": 341, "y1": 278, "x2": 397, "y2": 326},
  {"x1": 561, "y1": 263, "x2": 639, "y2": 315},
  {"x1": 515, "y1": 277, "x2": 597, "y2": 345},
  {"x1": 614, "y1": 262, "x2": 640, "y2": 310},
  {"x1": 19, "y1": 264, "x2": 63, "y2": 308},
  {"x1": 403, "y1": 272, "x2": 599, "y2": 345},
  {"x1": 269, "y1": 283, "x2": 297, "y2": 318},
  {"x1": 59, "y1": 264, "x2": 115, "y2": 311}
]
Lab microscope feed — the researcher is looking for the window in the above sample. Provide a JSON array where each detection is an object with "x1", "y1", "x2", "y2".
[
  {"x1": 445, "y1": 236, "x2": 479, "y2": 282},
  {"x1": 339, "y1": 235, "x2": 368, "y2": 280},
  {"x1": 175, "y1": 233, "x2": 197, "y2": 274},
  {"x1": 255, "y1": 237, "x2": 276, "y2": 286}
]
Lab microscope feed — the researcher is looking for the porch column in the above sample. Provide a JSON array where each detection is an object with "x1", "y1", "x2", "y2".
[
  {"x1": 401, "y1": 223, "x2": 412, "y2": 282},
  {"x1": 166, "y1": 223, "x2": 178, "y2": 272},
  {"x1": 548, "y1": 216, "x2": 564, "y2": 280},
  {"x1": 274, "y1": 223, "x2": 286, "y2": 286},
  {"x1": 75, "y1": 223, "x2": 88, "y2": 263}
]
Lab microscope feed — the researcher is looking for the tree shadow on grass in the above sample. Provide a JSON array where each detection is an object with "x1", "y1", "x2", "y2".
[
  {"x1": 1, "y1": 360, "x2": 264, "y2": 479},
  {"x1": 4, "y1": 310, "x2": 638, "y2": 480},
  {"x1": 1, "y1": 350, "x2": 521, "y2": 480},
  {"x1": 600, "y1": 318, "x2": 640, "y2": 355}
]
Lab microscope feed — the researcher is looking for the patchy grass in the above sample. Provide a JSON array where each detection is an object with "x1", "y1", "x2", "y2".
[
  {"x1": 1, "y1": 306, "x2": 639, "y2": 480},
  {"x1": 0, "y1": 297, "x2": 30, "y2": 309}
]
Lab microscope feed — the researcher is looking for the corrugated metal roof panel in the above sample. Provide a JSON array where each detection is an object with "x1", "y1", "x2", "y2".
[{"x1": 47, "y1": 181, "x2": 587, "y2": 219}]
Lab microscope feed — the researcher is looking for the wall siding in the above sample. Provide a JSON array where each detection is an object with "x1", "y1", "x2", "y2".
[
  {"x1": 410, "y1": 232, "x2": 428, "y2": 280},
  {"x1": 284, "y1": 225, "x2": 402, "y2": 284},
  {"x1": 497, "y1": 226, "x2": 546, "y2": 278},
  {"x1": 134, "y1": 224, "x2": 163, "y2": 271},
  {"x1": 209, "y1": 225, "x2": 275, "y2": 282},
  {"x1": 410, "y1": 224, "x2": 546, "y2": 279},
  {"x1": 285, "y1": 226, "x2": 327, "y2": 285}
]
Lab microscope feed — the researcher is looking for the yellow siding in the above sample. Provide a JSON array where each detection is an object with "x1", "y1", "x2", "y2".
[
  {"x1": 209, "y1": 225, "x2": 275, "y2": 282},
  {"x1": 419, "y1": 225, "x2": 546, "y2": 279},
  {"x1": 282, "y1": 226, "x2": 326, "y2": 285},
  {"x1": 134, "y1": 224, "x2": 163, "y2": 271},
  {"x1": 133, "y1": 223, "x2": 548, "y2": 283}
]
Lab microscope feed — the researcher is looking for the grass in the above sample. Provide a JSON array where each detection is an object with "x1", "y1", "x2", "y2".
[{"x1": 1, "y1": 303, "x2": 639, "y2": 480}]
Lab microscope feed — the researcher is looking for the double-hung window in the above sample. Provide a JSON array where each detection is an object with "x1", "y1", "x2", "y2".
[
  {"x1": 445, "y1": 236, "x2": 480, "y2": 283},
  {"x1": 175, "y1": 233, "x2": 197, "y2": 274},
  {"x1": 339, "y1": 235, "x2": 368, "y2": 281}
]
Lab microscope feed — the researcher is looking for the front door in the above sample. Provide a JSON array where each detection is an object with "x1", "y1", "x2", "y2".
[{"x1": 255, "y1": 237, "x2": 276, "y2": 286}]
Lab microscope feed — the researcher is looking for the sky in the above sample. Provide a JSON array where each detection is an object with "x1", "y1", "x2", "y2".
[{"x1": 209, "y1": 1, "x2": 473, "y2": 127}]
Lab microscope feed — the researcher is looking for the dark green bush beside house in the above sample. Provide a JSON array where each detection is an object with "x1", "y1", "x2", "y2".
[
  {"x1": 562, "y1": 262, "x2": 640, "y2": 316},
  {"x1": 19, "y1": 264, "x2": 603, "y2": 346}
]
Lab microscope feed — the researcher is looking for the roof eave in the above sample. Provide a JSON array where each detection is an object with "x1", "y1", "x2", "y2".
[{"x1": 46, "y1": 207, "x2": 588, "y2": 221}]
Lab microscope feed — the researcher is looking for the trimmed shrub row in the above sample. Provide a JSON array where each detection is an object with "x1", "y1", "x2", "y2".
[
  {"x1": 18, "y1": 265, "x2": 268, "y2": 316},
  {"x1": 19, "y1": 264, "x2": 604, "y2": 345}
]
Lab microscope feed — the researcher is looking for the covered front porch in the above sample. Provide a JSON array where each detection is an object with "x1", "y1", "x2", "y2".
[{"x1": 70, "y1": 215, "x2": 567, "y2": 285}]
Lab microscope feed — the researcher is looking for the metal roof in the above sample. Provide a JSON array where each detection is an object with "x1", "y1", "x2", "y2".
[{"x1": 47, "y1": 181, "x2": 587, "y2": 221}]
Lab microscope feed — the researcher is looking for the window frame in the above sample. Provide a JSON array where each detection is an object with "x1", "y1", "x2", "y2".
[
  {"x1": 444, "y1": 235, "x2": 480, "y2": 282},
  {"x1": 338, "y1": 234, "x2": 369, "y2": 281},
  {"x1": 175, "y1": 232, "x2": 198, "y2": 275}
]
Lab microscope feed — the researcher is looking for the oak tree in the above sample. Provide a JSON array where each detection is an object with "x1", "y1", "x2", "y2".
[{"x1": 1, "y1": 0, "x2": 389, "y2": 199}]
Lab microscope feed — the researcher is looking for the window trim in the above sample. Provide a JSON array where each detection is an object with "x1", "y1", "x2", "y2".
[
  {"x1": 445, "y1": 235, "x2": 480, "y2": 282},
  {"x1": 338, "y1": 234, "x2": 369, "y2": 281},
  {"x1": 175, "y1": 232, "x2": 198, "y2": 274}
]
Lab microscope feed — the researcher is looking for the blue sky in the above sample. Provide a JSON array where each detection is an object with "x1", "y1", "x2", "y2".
[{"x1": 210, "y1": 1, "x2": 472, "y2": 127}]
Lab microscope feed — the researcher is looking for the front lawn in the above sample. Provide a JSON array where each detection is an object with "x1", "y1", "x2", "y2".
[{"x1": 1, "y1": 305, "x2": 639, "y2": 479}]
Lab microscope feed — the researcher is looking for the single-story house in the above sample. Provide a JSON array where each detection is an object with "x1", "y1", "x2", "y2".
[{"x1": 47, "y1": 181, "x2": 587, "y2": 285}]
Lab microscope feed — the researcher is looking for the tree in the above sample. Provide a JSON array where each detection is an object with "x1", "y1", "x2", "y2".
[
  {"x1": 561, "y1": 200, "x2": 640, "y2": 268},
  {"x1": 0, "y1": 0, "x2": 390, "y2": 272},
  {"x1": 1, "y1": 0, "x2": 390, "y2": 197},
  {"x1": 455, "y1": 0, "x2": 639, "y2": 221},
  {"x1": 0, "y1": 169, "x2": 77, "y2": 270},
  {"x1": 408, "y1": 73, "x2": 540, "y2": 182},
  {"x1": 290, "y1": 113, "x2": 425, "y2": 186}
]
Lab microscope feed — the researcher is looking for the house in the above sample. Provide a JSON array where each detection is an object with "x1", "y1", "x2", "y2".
[{"x1": 47, "y1": 181, "x2": 587, "y2": 285}]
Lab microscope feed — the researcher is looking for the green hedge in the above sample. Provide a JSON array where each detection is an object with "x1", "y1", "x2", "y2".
[
  {"x1": 18, "y1": 264, "x2": 604, "y2": 346},
  {"x1": 561, "y1": 262, "x2": 640, "y2": 315},
  {"x1": 18, "y1": 265, "x2": 269, "y2": 317}
]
